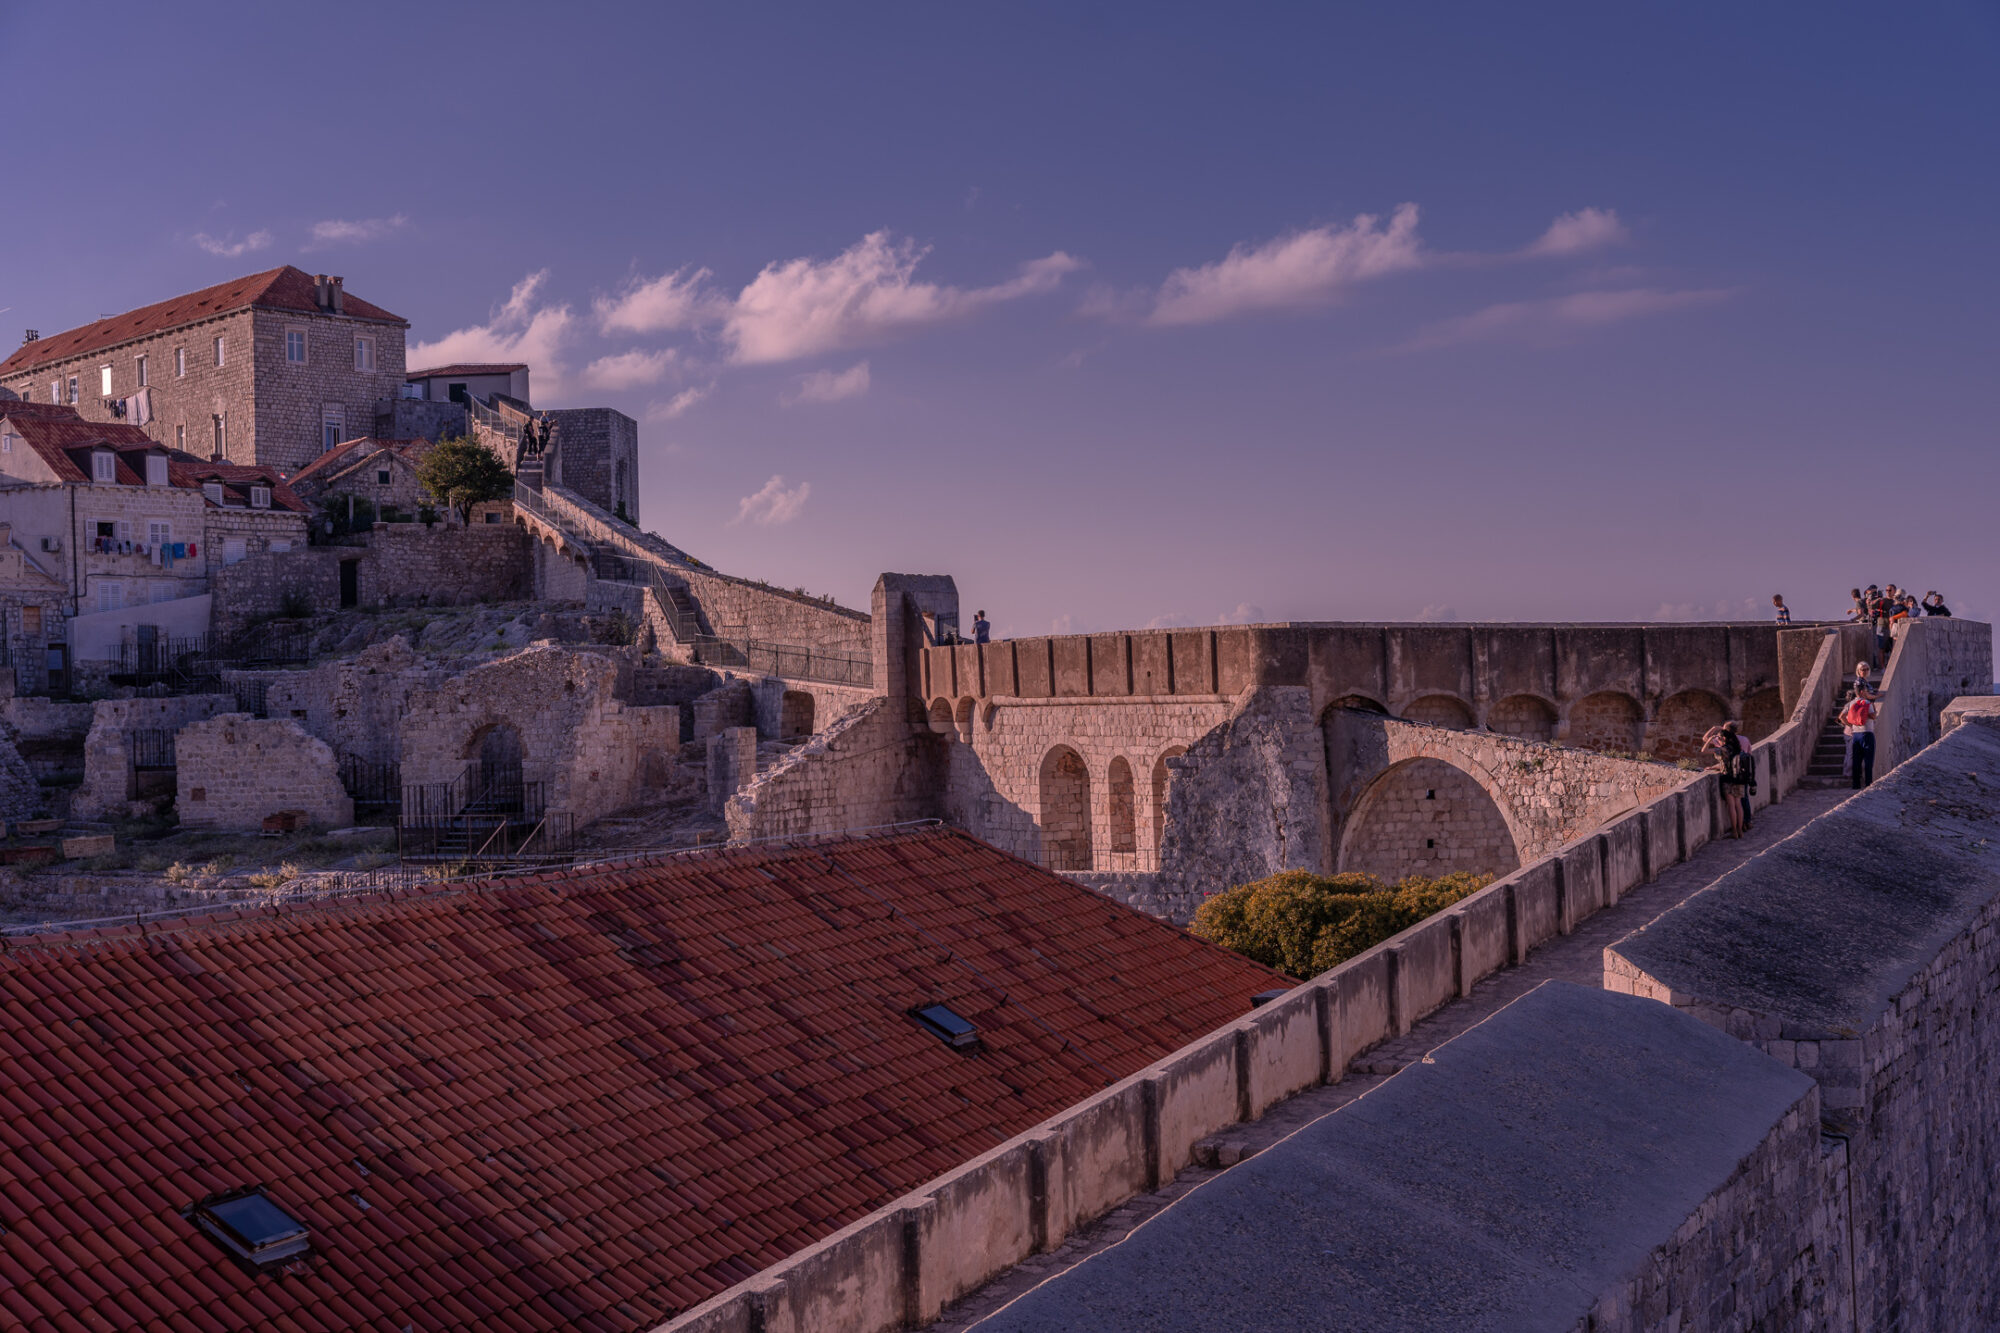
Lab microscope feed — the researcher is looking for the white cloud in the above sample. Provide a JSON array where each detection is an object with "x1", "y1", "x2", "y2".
[
  {"x1": 306, "y1": 214, "x2": 409, "y2": 249},
  {"x1": 582, "y1": 346, "x2": 678, "y2": 391},
  {"x1": 1147, "y1": 205, "x2": 1424, "y2": 326},
  {"x1": 1217, "y1": 602, "x2": 1266, "y2": 625},
  {"x1": 1144, "y1": 612, "x2": 1195, "y2": 629},
  {"x1": 645, "y1": 383, "x2": 714, "y2": 422},
  {"x1": 1050, "y1": 614, "x2": 1076, "y2": 635},
  {"x1": 726, "y1": 232, "x2": 1082, "y2": 364},
  {"x1": 1654, "y1": 597, "x2": 1765, "y2": 622},
  {"x1": 595, "y1": 266, "x2": 720, "y2": 336},
  {"x1": 783, "y1": 361, "x2": 871, "y2": 406},
  {"x1": 1524, "y1": 207, "x2": 1628, "y2": 258},
  {"x1": 407, "y1": 271, "x2": 575, "y2": 392},
  {"x1": 733, "y1": 474, "x2": 810, "y2": 526},
  {"x1": 192, "y1": 230, "x2": 272, "y2": 258},
  {"x1": 1415, "y1": 604, "x2": 1459, "y2": 623},
  {"x1": 1403, "y1": 286, "x2": 1734, "y2": 351}
]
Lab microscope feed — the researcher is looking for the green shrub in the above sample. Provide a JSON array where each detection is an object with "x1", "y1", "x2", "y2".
[{"x1": 1190, "y1": 868, "x2": 1493, "y2": 978}]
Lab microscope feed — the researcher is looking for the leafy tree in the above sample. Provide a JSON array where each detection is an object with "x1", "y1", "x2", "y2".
[
  {"x1": 415, "y1": 435, "x2": 514, "y2": 523},
  {"x1": 1190, "y1": 869, "x2": 1492, "y2": 978}
]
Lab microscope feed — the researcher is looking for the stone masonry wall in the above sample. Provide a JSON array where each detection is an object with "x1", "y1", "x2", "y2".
[
  {"x1": 1338, "y1": 756, "x2": 1519, "y2": 882},
  {"x1": 1876, "y1": 615, "x2": 1994, "y2": 772},
  {"x1": 70, "y1": 694, "x2": 234, "y2": 820},
  {"x1": 547, "y1": 407, "x2": 639, "y2": 524},
  {"x1": 261, "y1": 640, "x2": 449, "y2": 766},
  {"x1": 175, "y1": 715, "x2": 353, "y2": 831},
  {"x1": 209, "y1": 524, "x2": 532, "y2": 636},
  {"x1": 726, "y1": 698, "x2": 944, "y2": 841},
  {"x1": 248, "y1": 306, "x2": 407, "y2": 475}
]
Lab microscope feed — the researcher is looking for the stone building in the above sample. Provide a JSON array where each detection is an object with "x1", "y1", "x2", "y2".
[
  {"x1": 284, "y1": 436, "x2": 438, "y2": 525},
  {"x1": 544, "y1": 406, "x2": 639, "y2": 522},
  {"x1": 0, "y1": 400, "x2": 306, "y2": 683},
  {"x1": 405, "y1": 361, "x2": 529, "y2": 405},
  {"x1": 0, "y1": 266, "x2": 407, "y2": 476}
]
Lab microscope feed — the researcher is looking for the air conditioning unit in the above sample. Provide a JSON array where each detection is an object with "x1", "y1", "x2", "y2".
[{"x1": 40, "y1": 537, "x2": 60, "y2": 553}]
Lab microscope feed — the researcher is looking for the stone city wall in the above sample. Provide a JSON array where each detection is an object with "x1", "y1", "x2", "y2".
[
  {"x1": 1606, "y1": 714, "x2": 2000, "y2": 1330},
  {"x1": 70, "y1": 694, "x2": 234, "y2": 820},
  {"x1": 210, "y1": 523, "x2": 532, "y2": 636},
  {"x1": 923, "y1": 621, "x2": 1788, "y2": 759},
  {"x1": 726, "y1": 699, "x2": 944, "y2": 841},
  {"x1": 1873, "y1": 615, "x2": 1994, "y2": 772},
  {"x1": 175, "y1": 715, "x2": 352, "y2": 831}
]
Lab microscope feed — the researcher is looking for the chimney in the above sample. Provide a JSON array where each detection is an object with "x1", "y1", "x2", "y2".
[
  {"x1": 22, "y1": 330, "x2": 37, "y2": 343},
  {"x1": 314, "y1": 274, "x2": 331, "y2": 310},
  {"x1": 329, "y1": 276, "x2": 346, "y2": 314}
]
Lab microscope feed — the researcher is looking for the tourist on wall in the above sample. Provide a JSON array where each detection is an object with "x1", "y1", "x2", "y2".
[
  {"x1": 1702, "y1": 722, "x2": 1752, "y2": 839},
  {"x1": 1772, "y1": 594, "x2": 1791, "y2": 625},
  {"x1": 1842, "y1": 688, "x2": 1878, "y2": 789},
  {"x1": 973, "y1": 610, "x2": 990, "y2": 645},
  {"x1": 1923, "y1": 591, "x2": 1952, "y2": 617},
  {"x1": 1846, "y1": 588, "x2": 1867, "y2": 621}
]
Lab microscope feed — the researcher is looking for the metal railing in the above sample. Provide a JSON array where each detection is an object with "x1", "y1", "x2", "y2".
[
  {"x1": 129, "y1": 729, "x2": 176, "y2": 771},
  {"x1": 339, "y1": 755, "x2": 401, "y2": 819}
]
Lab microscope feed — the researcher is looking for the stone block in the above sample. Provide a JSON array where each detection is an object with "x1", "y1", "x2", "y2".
[
  {"x1": 1052, "y1": 637, "x2": 1090, "y2": 697},
  {"x1": 1170, "y1": 631, "x2": 1215, "y2": 695},
  {"x1": 1132, "y1": 633, "x2": 1172, "y2": 696},
  {"x1": 1643, "y1": 794, "x2": 1681, "y2": 879},
  {"x1": 1559, "y1": 837, "x2": 1607, "y2": 933},
  {"x1": 1243, "y1": 986, "x2": 1323, "y2": 1114},
  {"x1": 1391, "y1": 913, "x2": 1458, "y2": 1029},
  {"x1": 1330, "y1": 949, "x2": 1394, "y2": 1069},
  {"x1": 1453, "y1": 881, "x2": 1511, "y2": 992},
  {"x1": 61, "y1": 834, "x2": 114, "y2": 859},
  {"x1": 1601, "y1": 812, "x2": 1645, "y2": 902},
  {"x1": 1153, "y1": 1032, "x2": 1241, "y2": 1179},
  {"x1": 1513, "y1": 858, "x2": 1561, "y2": 960},
  {"x1": 1088, "y1": 635, "x2": 1131, "y2": 696}
]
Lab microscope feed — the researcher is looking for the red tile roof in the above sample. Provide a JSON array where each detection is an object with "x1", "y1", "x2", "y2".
[
  {"x1": 407, "y1": 362, "x2": 527, "y2": 380},
  {"x1": 0, "y1": 828, "x2": 1282, "y2": 1331},
  {"x1": 285, "y1": 436, "x2": 428, "y2": 489},
  {"x1": 0, "y1": 405, "x2": 307, "y2": 510},
  {"x1": 0, "y1": 267, "x2": 405, "y2": 378}
]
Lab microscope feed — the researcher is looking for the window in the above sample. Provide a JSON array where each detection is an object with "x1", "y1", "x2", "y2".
[
  {"x1": 1, "y1": 431, "x2": 13, "y2": 454},
  {"x1": 447, "y1": 382, "x2": 468, "y2": 404},
  {"x1": 377, "y1": 468, "x2": 391, "y2": 485},
  {"x1": 95, "y1": 581, "x2": 123, "y2": 613},
  {"x1": 20, "y1": 606, "x2": 40, "y2": 635},
  {"x1": 51, "y1": 380, "x2": 61, "y2": 403},
  {"x1": 250, "y1": 485, "x2": 270, "y2": 509},
  {"x1": 66, "y1": 377, "x2": 78, "y2": 404},
  {"x1": 148, "y1": 520, "x2": 171, "y2": 546},
  {"x1": 212, "y1": 413, "x2": 226, "y2": 457},
  {"x1": 911, "y1": 1003, "x2": 980, "y2": 1050},
  {"x1": 222, "y1": 538, "x2": 246, "y2": 565},
  {"x1": 174, "y1": 347, "x2": 185, "y2": 378},
  {"x1": 100, "y1": 366, "x2": 113, "y2": 396},
  {"x1": 150, "y1": 582, "x2": 176, "y2": 604},
  {"x1": 175, "y1": 425, "x2": 185, "y2": 451},
  {"x1": 286, "y1": 330, "x2": 307, "y2": 364},
  {"x1": 186, "y1": 1190, "x2": 310, "y2": 1267},
  {"x1": 323, "y1": 423, "x2": 341, "y2": 452},
  {"x1": 354, "y1": 337, "x2": 374, "y2": 371},
  {"x1": 136, "y1": 354, "x2": 148, "y2": 388},
  {"x1": 202, "y1": 481, "x2": 223, "y2": 504},
  {"x1": 145, "y1": 455, "x2": 168, "y2": 487},
  {"x1": 269, "y1": 540, "x2": 292, "y2": 555},
  {"x1": 213, "y1": 336, "x2": 225, "y2": 367},
  {"x1": 321, "y1": 406, "x2": 344, "y2": 453},
  {"x1": 91, "y1": 452, "x2": 116, "y2": 484},
  {"x1": 94, "y1": 519, "x2": 133, "y2": 545}
]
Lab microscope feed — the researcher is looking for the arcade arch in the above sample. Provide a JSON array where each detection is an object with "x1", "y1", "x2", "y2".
[
  {"x1": 1339, "y1": 756, "x2": 1521, "y2": 883},
  {"x1": 1039, "y1": 746, "x2": 1093, "y2": 872}
]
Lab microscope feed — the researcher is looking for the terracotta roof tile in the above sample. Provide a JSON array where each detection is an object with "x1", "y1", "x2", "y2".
[
  {"x1": 0, "y1": 267, "x2": 405, "y2": 378},
  {"x1": 0, "y1": 828, "x2": 1281, "y2": 1330}
]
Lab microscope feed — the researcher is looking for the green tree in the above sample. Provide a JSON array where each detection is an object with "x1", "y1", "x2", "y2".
[
  {"x1": 1190, "y1": 869, "x2": 1492, "y2": 978},
  {"x1": 415, "y1": 436, "x2": 514, "y2": 523}
]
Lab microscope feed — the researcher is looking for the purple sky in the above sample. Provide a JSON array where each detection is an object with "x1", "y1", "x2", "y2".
[{"x1": 4, "y1": 3, "x2": 1996, "y2": 641}]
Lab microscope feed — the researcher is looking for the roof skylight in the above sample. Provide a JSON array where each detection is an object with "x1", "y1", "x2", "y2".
[
  {"x1": 188, "y1": 1190, "x2": 311, "y2": 1266},
  {"x1": 912, "y1": 1003, "x2": 980, "y2": 1050}
]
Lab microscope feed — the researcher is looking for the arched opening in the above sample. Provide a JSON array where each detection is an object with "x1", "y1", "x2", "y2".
[
  {"x1": 1107, "y1": 757, "x2": 1137, "y2": 854},
  {"x1": 1488, "y1": 694, "x2": 1557, "y2": 742},
  {"x1": 927, "y1": 698, "x2": 954, "y2": 736},
  {"x1": 1152, "y1": 745, "x2": 1187, "y2": 854},
  {"x1": 954, "y1": 697, "x2": 975, "y2": 743},
  {"x1": 1741, "y1": 688, "x2": 1784, "y2": 743},
  {"x1": 1039, "y1": 746, "x2": 1093, "y2": 872},
  {"x1": 1566, "y1": 691, "x2": 1645, "y2": 753},
  {"x1": 1323, "y1": 694, "x2": 1389, "y2": 718},
  {"x1": 1401, "y1": 694, "x2": 1475, "y2": 730},
  {"x1": 779, "y1": 690, "x2": 816, "y2": 740},
  {"x1": 1340, "y1": 756, "x2": 1520, "y2": 882},
  {"x1": 1650, "y1": 690, "x2": 1729, "y2": 761},
  {"x1": 465, "y1": 721, "x2": 525, "y2": 811}
]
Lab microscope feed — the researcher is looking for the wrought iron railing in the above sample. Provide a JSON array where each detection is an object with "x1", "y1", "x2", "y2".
[
  {"x1": 339, "y1": 754, "x2": 401, "y2": 819},
  {"x1": 129, "y1": 729, "x2": 176, "y2": 771}
]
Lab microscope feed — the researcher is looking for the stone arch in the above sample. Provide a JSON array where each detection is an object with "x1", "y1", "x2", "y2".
[
  {"x1": 1151, "y1": 745, "x2": 1187, "y2": 854},
  {"x1": 1401, "y1": 694, "x2": 1475, "y2": 730},
  {"x1": 464, "y1": 720, "x2": 525, "y2": 809},
  {"x1": 1107, "y1": 756, "x2": 1137, "y2": 854},
  {"x1": 1566, "y1": 691, "x2": 1645, "y2": 754},
  {"x1": 1487, "y1": 694, "x2": 1558, "y2": 742},
  {"x1": 1741, "y1": 687, "x2": 1784, "y2": 743},
  {"x1": 1323, "y1": 693, "x2": 1389, "y2": 718},
  {"x1": 1039, "y1": 746, "x2": 1093, "y2": 872},
  {"x1": 1650, "y1": 689, "x2": 1729, "y2": 761},
  {"x1": 779, "y1": 690, "x2": 816, "y2": 740},
  {"x1": 954, "y1": 696, "x2": 975, "y2": 743},
  {"x1": 927, "y1": 698, "x2": 954, "y2": 736},
  {"x1": 1339, "y1": 755, "x2": 1521, "y2": 882}
]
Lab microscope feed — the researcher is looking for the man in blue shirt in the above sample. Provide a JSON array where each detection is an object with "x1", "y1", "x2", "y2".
[{"x1": 972, "y1": 611, "x2": 990, "y2": 645}]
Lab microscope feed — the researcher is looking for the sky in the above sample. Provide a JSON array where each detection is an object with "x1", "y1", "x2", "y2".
[{"x1": 3, "y1": 2, "x2": 1996, "y2": 641}]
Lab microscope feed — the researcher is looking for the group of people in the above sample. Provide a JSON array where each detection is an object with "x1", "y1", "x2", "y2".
[{"x1": 1701, "y1": 720, "x2": 1758, "y2": 839}]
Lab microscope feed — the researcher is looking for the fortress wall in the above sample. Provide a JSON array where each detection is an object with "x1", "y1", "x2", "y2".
[
  {"x1": 1607, "y1": 716, "x2": 2000, "y2": 1330},
  {"x1": 664, "y1": 750, "x2": 1749, "y2": 1333},
  {"x1": 724, "y1": 698, "x2": 944, "y2": 841},
  {"x1": 1874, "y1": 615, "x2": 1994, "y2": 772}
]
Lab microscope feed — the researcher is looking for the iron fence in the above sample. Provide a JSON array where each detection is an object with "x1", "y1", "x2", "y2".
[
  {"x1": 129, "y1": 729, "x2": 176, "y2": 771},
  {"x1": 339, "y1": 755, "x2": 401, "y2": 819}
]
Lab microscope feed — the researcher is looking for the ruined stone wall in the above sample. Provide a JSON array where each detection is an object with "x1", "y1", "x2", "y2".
[
  {"x1": 70, "y1": 694, "x2": 233, "y2": 820},
  {"x1": 397, "y1": 646, "x2": 679, "y2": 828},
  {"x1": 209, "y1": 524, "x2": 532, "y2": 636},
  {"x1": 749, "y1": 676, "x2": 872, "y2": 740},
  {"x1": 261, "y1": 641, "x2": 447, "y2": 766},
  {"x1": 371, "y1": 398, "x2": 466, "y2": 443},
  {"x1": 676, "y1": 566, "x2": 872, "y2": 659},
  {"x1": 176, "y1": 715, "x2": 352, "y2": 830},
  {"x1": 726, "y1": 699, "x2": 944, "y2": 841}
]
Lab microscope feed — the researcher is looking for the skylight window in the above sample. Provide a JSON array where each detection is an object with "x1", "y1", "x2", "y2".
[
  {"x1": 912, "y1": 1003, "x2": 980, "y2": 1050},
  {"x1": 187, "y1": 1190, "x2": 310, "y2": 1266}
]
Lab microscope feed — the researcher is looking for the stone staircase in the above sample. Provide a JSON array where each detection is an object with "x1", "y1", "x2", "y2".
[{"x1": 1802, "y1": 679, "x2": 1872, "y2": 788}]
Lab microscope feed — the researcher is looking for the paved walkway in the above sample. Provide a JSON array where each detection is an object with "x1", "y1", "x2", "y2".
[{"x1": 936, "y1": 784, "x2": 1851, "y2": 1330}]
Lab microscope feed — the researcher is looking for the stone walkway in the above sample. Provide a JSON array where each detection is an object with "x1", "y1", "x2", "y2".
[{"x1": 934, "y1": 784, "x2": 1852, "y2": 1330}]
